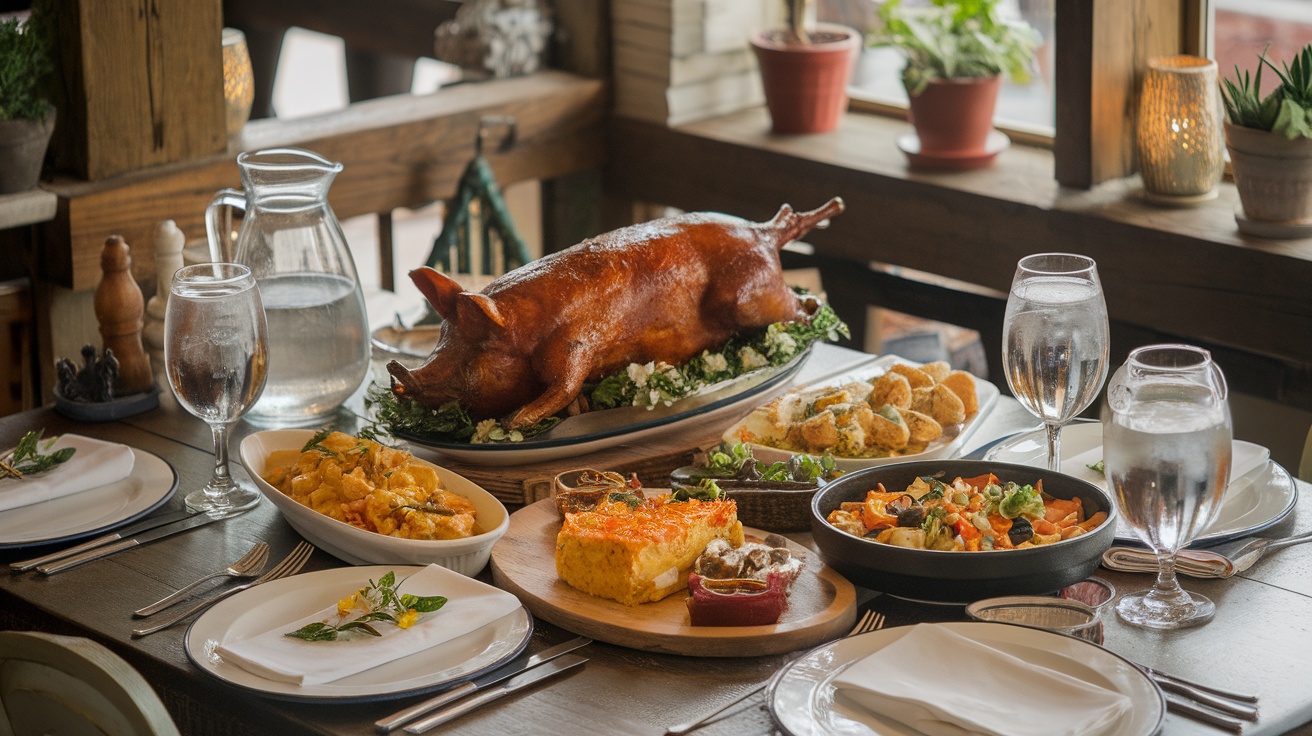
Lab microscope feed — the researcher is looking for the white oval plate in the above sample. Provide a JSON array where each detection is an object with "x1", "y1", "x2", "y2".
[
  {"x1": 722, "y1": 354, "x2": 1000, "y2": 471},
  {"x1": 394, "y1": 347, "x2": 814, "y2": 466},
  {"x1": 984, "y1": 421, "x2": 1297, "y2": 546},
  {"x1": 0, "y1": 448, "x2": 177, "y2": 548},
  {"x1": 769, "y1": 621, "x2": 1164, "y2": 736},
  {"x1": 185, "y1": 565, "x2": 533, "y2": 702},
  {"x1": 238, "y1": 430, "x2": 509, "y2": 575}
]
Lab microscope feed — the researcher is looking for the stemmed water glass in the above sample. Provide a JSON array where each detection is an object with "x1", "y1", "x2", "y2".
[
  {"x1": 1002, "y1": 253, "x2": 1110, "y2": 470},
  {"x1": 1103, "y1": 344, "x2": 1231, "y2": 630},
  {"x1": 165, "y1": 263, "x2": 269, "y2": 513}
]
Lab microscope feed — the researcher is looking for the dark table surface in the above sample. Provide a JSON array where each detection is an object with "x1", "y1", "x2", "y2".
[{"x1": 3, "y1": 349, "x2": 1311, "y2": 736}]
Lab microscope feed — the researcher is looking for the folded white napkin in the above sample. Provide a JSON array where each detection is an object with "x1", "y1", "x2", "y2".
[
  {"x1": 0, "y1": 434, "x2": 135, "y2": 513},
  {"x1": 216, "y1": 564, "x2": 522, "y2": 686},
  {"x1": 833, "y1": 624, "x2": 1131, "y2": 736}
]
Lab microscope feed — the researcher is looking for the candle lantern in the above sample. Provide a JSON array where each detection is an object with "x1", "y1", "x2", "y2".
[{"x1": 1135, "y1": 55, "x2": 1225, "y2": 204}]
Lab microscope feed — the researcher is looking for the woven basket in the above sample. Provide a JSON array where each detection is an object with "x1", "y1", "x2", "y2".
[{"x1": 670, "y1": 467, "x2": 823, "y2": 533}]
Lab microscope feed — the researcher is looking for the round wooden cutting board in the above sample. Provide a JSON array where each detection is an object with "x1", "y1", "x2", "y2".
[{"x1": 489, "y1": 499, "x2": 857, "y2": 657}]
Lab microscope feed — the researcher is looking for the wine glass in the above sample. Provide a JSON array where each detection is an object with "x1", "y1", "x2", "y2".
[
  {"x1": 1103, "y1": 344, "x2": 1231, "y2": 630},
  {"x1": 165, "y1": 263, "x2": 269, "y2": 513},
  {"x1": 1002, "y1": 253, "x2": 1110, "y2": 470}
]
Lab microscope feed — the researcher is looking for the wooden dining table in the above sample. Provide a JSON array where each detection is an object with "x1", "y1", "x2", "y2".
[{"x1": 2, "y1": 344, "x2": 1311, "y2": 736}]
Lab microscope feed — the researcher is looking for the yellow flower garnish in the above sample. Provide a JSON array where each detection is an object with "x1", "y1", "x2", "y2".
[{"x1": 396, "y1": 609, "x2": 419, "y2": 629}]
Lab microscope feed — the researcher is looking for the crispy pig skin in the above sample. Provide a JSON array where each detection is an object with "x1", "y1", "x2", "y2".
[{"x1": 387, "y1": 198, "x2": 845, "y2": 429}]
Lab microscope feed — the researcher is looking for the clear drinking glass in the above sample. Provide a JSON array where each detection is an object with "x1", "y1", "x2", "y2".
[
  {"x1": 1104, "y1": 344, "x2": 1231, "y2": 630},
  {"x1": 1002, "y1": 253, "x2": 1110, "y2": 470},
  {"x1": 165, "y1": 264, "x2": 269, "y2": 513}
]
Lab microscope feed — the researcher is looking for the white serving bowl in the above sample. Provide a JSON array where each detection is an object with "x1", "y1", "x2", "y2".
[{"x1": 238, "y1": 429, "x2": 509, "y2": 576}]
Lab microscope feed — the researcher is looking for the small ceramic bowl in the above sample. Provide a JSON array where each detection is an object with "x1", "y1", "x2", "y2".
[
  {"x1": 238, "y1": 429, "x2": 508, "y2": 576},
  {"x1": 552, "y1": 468, "x2": 643, "y2": 519}
]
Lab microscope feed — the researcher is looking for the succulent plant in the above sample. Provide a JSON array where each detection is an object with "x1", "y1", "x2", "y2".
[{"x1": 1221, "y1": 43, "x2": 1312, "y2": 140}]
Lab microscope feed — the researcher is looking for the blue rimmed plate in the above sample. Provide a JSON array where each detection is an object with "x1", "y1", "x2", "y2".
[
  {"x1": 186, "y1": 565, "x2": 533, "y2": 702},
  {"x1": 984, "y1": 421, "x2": 1296, "y2": 547},
  {"x1": 0, "y1": 447, "x2": 178, "y2": 549}
]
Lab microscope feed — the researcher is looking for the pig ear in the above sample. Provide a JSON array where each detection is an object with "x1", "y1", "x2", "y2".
[
  {"x1": 459, "y1": 293, "x2": 506, "y2": 329},
  {"x1": 408, "y1": 267, "x2": 463, "y2": 320}
]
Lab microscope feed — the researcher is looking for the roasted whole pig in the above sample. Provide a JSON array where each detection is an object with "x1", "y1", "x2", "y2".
[{"x1": 387, "y1": 197, "x2": 845, "y2": 430}]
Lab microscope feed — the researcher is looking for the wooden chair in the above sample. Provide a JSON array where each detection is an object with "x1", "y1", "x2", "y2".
[{"x1": 0, "y1": 631, "x2": 180, "y2": 736}]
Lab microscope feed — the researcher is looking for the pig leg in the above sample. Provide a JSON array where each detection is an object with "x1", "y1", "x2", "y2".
[{"x1": 505, "y1": 339, "x2": 592, "y2": 429}]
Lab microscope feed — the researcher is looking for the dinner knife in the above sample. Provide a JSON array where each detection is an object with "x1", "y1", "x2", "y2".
[
  {"x1": 1165, "y1": 693, "x2": 1246, "y2": 733},
  {"x1": 35, "y1": 509, "x2": 246, "y2": 575},
  {"x1": 375, "y1": 636, "x2": 593, "y2": 733},
  {"x1": 401, "y1": 654, "x2": 588, "y2": 734},
  {"x1": 9, "y1": 508, "x2": 199, "y2": 572}
]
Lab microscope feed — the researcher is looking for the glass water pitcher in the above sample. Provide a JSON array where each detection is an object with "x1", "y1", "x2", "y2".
[{"x1": 206, "y1": 147, "x2": 370, "y2": 426}]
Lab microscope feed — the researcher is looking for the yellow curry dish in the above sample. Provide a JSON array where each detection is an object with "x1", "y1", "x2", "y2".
[
  {"x1": 826, "y1": 472, "x2": 1107, "y2": 551},
  {"x1": 262, "y1": 431, "x2": 479, "y2": 541}
]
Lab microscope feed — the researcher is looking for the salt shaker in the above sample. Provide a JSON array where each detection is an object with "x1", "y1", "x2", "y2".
[{"x1": 142, "y1": 220, "x2": 185, "y2": 374}]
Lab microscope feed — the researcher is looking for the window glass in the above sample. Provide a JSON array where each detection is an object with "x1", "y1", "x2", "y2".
[
  {"x1": 1213, "y1": 0, "x2": 1312, "y2": 94},
  {"x1": 817, "y1": 0, "x2": 1056, "y2": 135}
]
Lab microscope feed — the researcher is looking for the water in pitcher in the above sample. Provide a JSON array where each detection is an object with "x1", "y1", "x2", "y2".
[
  {"x1": 247, "y1": 272, "x2": 369, "y2": 425},
  {"x1": 1003, "y1": 276, "x2": 1109, "y2": 423},
  {"x1": 1104, "y1": 384, "x2": 1232, "y2": 553}
]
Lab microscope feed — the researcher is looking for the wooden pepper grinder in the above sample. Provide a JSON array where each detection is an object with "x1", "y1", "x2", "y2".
[{"x1": 94, "y1": 235, "x2": 153, "y2": 396}]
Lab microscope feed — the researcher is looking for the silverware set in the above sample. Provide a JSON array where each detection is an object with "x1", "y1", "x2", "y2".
[
  {"x1": 133, "y1": 541, "x2": 270, "y2": 617},
  {"x1": 374, "y1": 636, "x2": 592, "y2": 733},
  {"x1": 1140, "y1": 664, "x2": 1259, "y2": 732},
  {"x1": 131, "y1": 540, "x2": 315, "y2": 638}
]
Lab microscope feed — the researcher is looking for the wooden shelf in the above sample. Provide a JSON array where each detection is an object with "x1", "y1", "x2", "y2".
[
  {"x1": 606, "y1": 109, "x2": 1312, "y2": 408},
  {"x1": 0, "y1": 190, "x2": 57, "y2": 231}
]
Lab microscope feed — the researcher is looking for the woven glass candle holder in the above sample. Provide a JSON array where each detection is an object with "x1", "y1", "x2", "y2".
[{"x1": 1135, "y1": 55, "x2": 1225, "y2": 205}]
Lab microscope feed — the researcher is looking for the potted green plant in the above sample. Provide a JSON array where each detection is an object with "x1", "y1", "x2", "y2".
[
  {"x1": 872, "y1": 0, "x2": 1039, "y2": 165},
  {"x1": 750, "y1": 0, "x2": 860, "y2": 135},
  {"x1": 0, "y1": 16, "x2": 55, "y2": 195},
  {"x1": 1220, "y1": 43, "x2": 1312, "y2": 237}
]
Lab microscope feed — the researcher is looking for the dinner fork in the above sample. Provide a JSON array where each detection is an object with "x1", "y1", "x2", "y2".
[
  {"x1": 131, "y1": 541, "x2": 314, "y2": 638},
  {"x1": 663, "y1": 610, "x2": 886, "y2": 736},
  {"x1": 133, "y1": 542, "x2": 270, "y2": 617}
]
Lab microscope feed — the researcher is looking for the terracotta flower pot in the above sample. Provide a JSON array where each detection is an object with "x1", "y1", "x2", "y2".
[
  {"x1": 0, "y1": 109, "x2": 55, "y2": 195},
  {"x1": 1224, "y1": 122, "x2": 1312, "y2": 236},
  {"x1": 751, "y1": 24, "x2": 859, "y2": 135},
  {"x1": 907, "y1": 75, "x2": 1001, "y2": 156}
]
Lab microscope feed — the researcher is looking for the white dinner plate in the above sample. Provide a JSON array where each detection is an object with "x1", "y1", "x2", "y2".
[
  {"x1": 722, "y1": 354, "x2": 1000, "y2": 471},
  {"x1": 396, "y1": 347, "x2": 818, "y2": 466},
  {"x1": 186, "y1": 565, "x2": 533, "y2": 702},
  {"x1": 984, "y1": 421, "x2": 1297, "y2": 547},
  {"x1": 769, "y1": 621, "x2": 1164, "y2": 736},
  {"x1": 0, "y1": 448, "x2": 177, "y2": 549}
]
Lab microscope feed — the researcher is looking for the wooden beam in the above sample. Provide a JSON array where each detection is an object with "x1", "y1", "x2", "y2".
[
  {"x1": 1054, "y1": 0, "x2": 1182, "y2": 187},
  {"x1": 39, "y1": 71, "x2": 607, "y2": 291}
]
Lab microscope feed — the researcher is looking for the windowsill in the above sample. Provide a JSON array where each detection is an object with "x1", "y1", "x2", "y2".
[{"x1": 605, "y1": 106, "x2": 1312, "y2": 370}]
